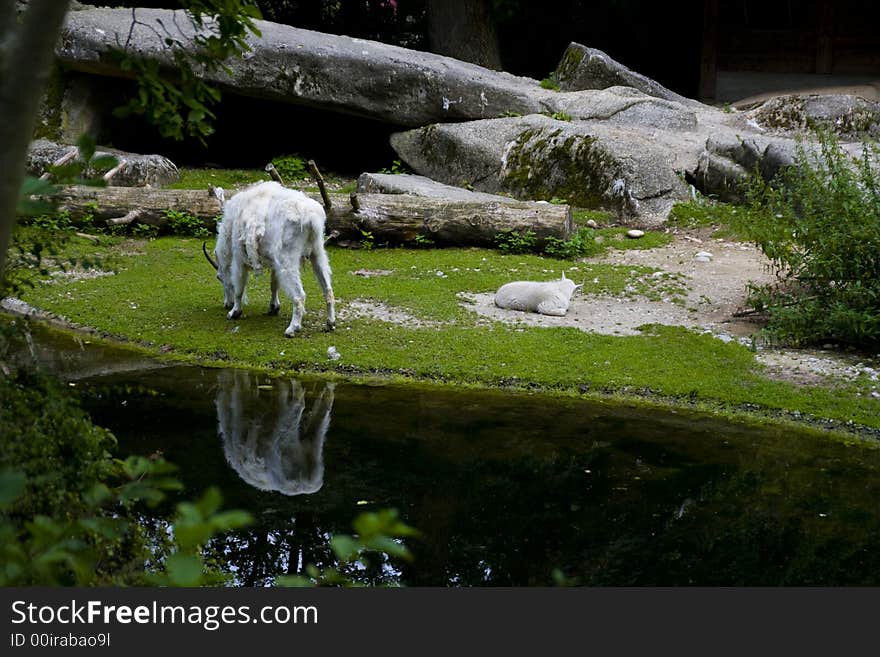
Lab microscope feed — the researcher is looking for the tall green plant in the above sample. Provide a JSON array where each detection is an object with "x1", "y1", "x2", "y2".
[{"x1": 734, "y1": 131, "x2": 880, "y2": 347}]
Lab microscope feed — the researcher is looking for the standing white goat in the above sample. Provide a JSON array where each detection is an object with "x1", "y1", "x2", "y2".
[
  {"x1": 204, "y1": 181, "x2": 335, "y2": 336},
  {"x1": 494, "y1": 272, "x2": 583, "y2": 316}
]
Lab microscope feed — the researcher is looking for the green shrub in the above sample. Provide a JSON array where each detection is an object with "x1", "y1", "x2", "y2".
[
  {"x1": 733, "y1": 131, "x2": 880, "y2": 347},
  {"x1": 164, "y1": 209, "x2": 212, "y2": 238},
  {"x1": 270, "y1": 154, "x2": 309, "y2": 182},
  {"x1": 543, "y1": 227, "x2": 603, "y2": 259},
  {"x1": 378, "y1": 159, "x2": 410, "y2": 175},
  {"x1": 539, "y1": 74, "x2": 560, "y2": 91},
  {"x1": 495, "y1": 229, "x2": 537, "y2": 254}
]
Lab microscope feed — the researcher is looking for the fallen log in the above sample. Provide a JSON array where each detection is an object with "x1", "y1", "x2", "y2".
[
  {"x1": 47, "y1": 185, "x2": 573, "y2": 246},
  {"x1": 344, "y1": 193, "x2": 573, "y2": 247},
  {"x1": 51, "y1": 185, "x2": 229, "y2": 225}
]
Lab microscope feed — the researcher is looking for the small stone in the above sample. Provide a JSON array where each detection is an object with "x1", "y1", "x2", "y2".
[
  {"x1": 626, "y1": 229, "x2": 645, "y2": 239},
  {"x1": 586, "y1": 219, "x2": 598, "y2": 228},
  {"x1": 694, "y1": 251, "x2": 713, "y2": 262},
  {"x1": 327, "y1": 346, "x2": 341, "y2": 361},
  {"x1": 871, "y1": 391, "x2": 880, "y2": 399}
]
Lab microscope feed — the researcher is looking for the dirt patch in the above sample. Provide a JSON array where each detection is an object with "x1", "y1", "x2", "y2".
[
  {"x1": 463, "y1": 228, "x2": 772, "y2": 339},
  {"x1": 339, "y1": 299, "x2": 445, "y2": 329},
  {"x1": 459, "y1": 228, "x2": 880, "y2": 387}
]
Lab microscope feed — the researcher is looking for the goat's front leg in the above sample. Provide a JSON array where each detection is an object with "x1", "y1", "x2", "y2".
[
  {"x1": 283, "y1": 271, "x2": 306, "y2": 338},
  {"x1": 268, "y1": 270, "x2": 281, "y2": 315},
  {"x1": 227, "y1": 260, "x2": 248, "y2": 320}
]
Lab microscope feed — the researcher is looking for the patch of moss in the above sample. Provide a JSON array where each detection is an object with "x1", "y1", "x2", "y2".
[
  {"x1": 33, "y1": 64, "x2": 66, "y2": 141},
  {"x1": 554, "y1": 45, "x2": 585, "y2": 86},
  {"x1": 501, "y1": 126, "x2": 617, "y2": 209}
]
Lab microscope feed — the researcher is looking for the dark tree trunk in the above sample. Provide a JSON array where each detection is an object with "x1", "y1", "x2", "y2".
[{"x1": 426, "y1": 0, "x2": 502, "y2": 70}]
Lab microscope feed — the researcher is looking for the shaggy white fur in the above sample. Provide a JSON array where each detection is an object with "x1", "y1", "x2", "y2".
[
  {"x1": 214, "y1": 181, "x2": 335, "y2": 336},
  {"x1": 494, "y1": 272, "x2": 582, "y2": 317}
]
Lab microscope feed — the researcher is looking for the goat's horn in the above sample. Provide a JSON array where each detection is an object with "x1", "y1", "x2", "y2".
[{"x1": 202, "y1": 241, "x2": 219, "y2": 270}]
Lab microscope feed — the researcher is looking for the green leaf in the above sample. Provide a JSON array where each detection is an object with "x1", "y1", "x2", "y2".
[
  {"x1": 329, "y1": 535, "x2": 359, "y2": 563},
  {"x1": 16, "y1": 177, "x2": 58, "y2": 216},
  {"x1": 0, "y1": 470, "x2": 26, "y2": 508},
  {"x1": 76, "y1": 133, "x2": 96, "y2": 164},
  {"x1": 166, "y1": 553, "x2": 205, "y2": 586}
]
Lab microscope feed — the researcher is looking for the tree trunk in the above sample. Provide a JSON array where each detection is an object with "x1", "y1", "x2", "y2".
[
  {"x1": 347, "y1": 193, "x2": 572, "y2": 247},
  {"x1": 426, "y1": 0, "x2": 502, "y2": 70},
  {"x1": 52, "y1": 185, "x2": 230, "y2": 226},
  {"x1": 51, "y1": 186, "x2": 573, "y2": 247},
  {"x1": 0, "y1": 0, "x2": 72, "y2": 281}
]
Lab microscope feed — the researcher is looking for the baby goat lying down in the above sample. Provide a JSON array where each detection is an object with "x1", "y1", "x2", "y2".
[
  {"x1": 204, "y1": 181, "x2": 335, "y2": 336},
  {"x1": 494, "y1": 273, "x2": 583, "y2": 317}
]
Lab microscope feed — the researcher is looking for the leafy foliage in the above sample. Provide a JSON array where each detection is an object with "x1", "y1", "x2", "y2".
[
  {"x1": 269, "y1": 154, "x2": 309, "y2": 182},
  {"x1": 733, "y1": 132, "x2": 880, "y2": 347},
  {"x1": 543, "y1": 227, "x2": 604, "y2": 259},
  {"x1": 494, "y1": 229, "x2": 537, "y2": 254},
  {"x1": 111, "y1": 1, "x2": 263, "y2": 143},
  {"x1": 275, "y1": 509, "x2": 419, "y2": 587},
  {"x1": 539, "y1": 73, "x2": 560, "y2": 91},
  {"x1": 0, "y1": 319, "x2": 254, "y2": 585},
  {"x1": 164, "y1": 208, "x2": 213, "y2": 238},
  {"x1": 378, "y1": 159, "x2": 411, "y2": 175}
]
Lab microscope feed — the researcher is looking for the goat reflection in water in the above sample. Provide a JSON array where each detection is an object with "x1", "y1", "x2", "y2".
[{"x1": 216, "y1": 371, "x2": 334, "y2": 495}]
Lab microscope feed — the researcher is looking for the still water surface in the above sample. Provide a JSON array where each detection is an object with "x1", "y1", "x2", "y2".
[{"x1": 70, "y1": 359, "x2": 880, "y2": 587}]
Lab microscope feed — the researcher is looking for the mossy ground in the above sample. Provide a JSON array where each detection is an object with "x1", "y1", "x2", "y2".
[{"x1": 11, "y1": 227, "x2": 880, "y2": 436}]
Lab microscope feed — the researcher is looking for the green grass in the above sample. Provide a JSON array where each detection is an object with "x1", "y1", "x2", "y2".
[
  {"x1": 168, "y1": 167, "x2": 269, "y2": 190},
  {"x1": 12, "y1": 231, "x2": 880, "y2": 434},
  {"x1": 667, "y1": 200, "x2": 754, "y2": 240},
  {"x1": 167, "y1": 167, "x2": 358, "y2": 196}
]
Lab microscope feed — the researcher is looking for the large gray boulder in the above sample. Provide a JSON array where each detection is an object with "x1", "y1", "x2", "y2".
[
  {"x1": 57, "y1": 7, "x2": 552, "y2": 127},
  {"x1": 691, "y1": 132, "x2": 799, "y2": 203},
  {"x1": 27, "y1": 139, "x2": 179, "y2": 187},
  {"x1": 55, "y1": 7, "x2": 874, "y2": 225},
  {"x1": 553, "y1": 43, "x2": 702, "y2": 108},
  {"x1": 745, "y1": 93, "x2": 880, "y2": 140},
  {"x1": 391, "y1": 114, "x2": 696, "y2": 225},
  {"x1": 357, "y1": 172, "x2": 519, "y2": 203},
  {"x1": 549, "y1": 86, "x2": 699, "y2": 129}
]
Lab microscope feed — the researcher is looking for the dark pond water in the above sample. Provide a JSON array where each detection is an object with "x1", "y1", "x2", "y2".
[{"x1": 17, "y1": 323, "x2": 880, "y2": 586}]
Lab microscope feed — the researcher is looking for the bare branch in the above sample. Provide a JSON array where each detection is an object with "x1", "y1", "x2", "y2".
[
  {"x1": 107, "y1": 208, "x2": 146, "y2": 226},
  {"x1": 264, "y1": 163, "x2": 284, "y2": 185},
  {"x1": 39, "y1": 148, "x2": 79, "y2": 180},
  {"x1": 102, "y1": 160, "x2": 128, "y2": 183},
  {"x1": 308, "y1": 160, "x2": 332, "y2": 212}
]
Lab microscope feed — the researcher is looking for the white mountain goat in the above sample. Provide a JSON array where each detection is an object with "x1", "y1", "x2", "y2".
[
  {"x1": 203, "y1": 181, "x2": 336, "y2": 336},
  {"x1": 494, "y1": 272, "x2": 583, "y2": 316}
]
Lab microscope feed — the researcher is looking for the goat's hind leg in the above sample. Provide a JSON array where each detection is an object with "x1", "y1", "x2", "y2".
[
  {"x1": 273, "y1": 259, "x2": 306, "y2": 337},
  {"x1": 310, "y1": 245, "x2": 336, "y2": 331}
]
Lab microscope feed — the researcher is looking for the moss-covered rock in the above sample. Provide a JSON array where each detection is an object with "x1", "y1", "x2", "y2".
[
  {"x1": 391, "y1": 114, "x2": 690, "y2": 225},
  {"x1": 747, "y1": 93, "x2": 880, "y2": 140}
]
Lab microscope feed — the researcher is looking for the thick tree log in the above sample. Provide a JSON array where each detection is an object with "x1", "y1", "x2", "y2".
[
  {"x1": 52, "y1": 185, "x2": 229, "y2": 225},
  {"x1": 48, "y1": 185, "x2": 572, "y2": 246},
  {"x1": 345, "y1": 193, "x2": 572, "y2": 246}
]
